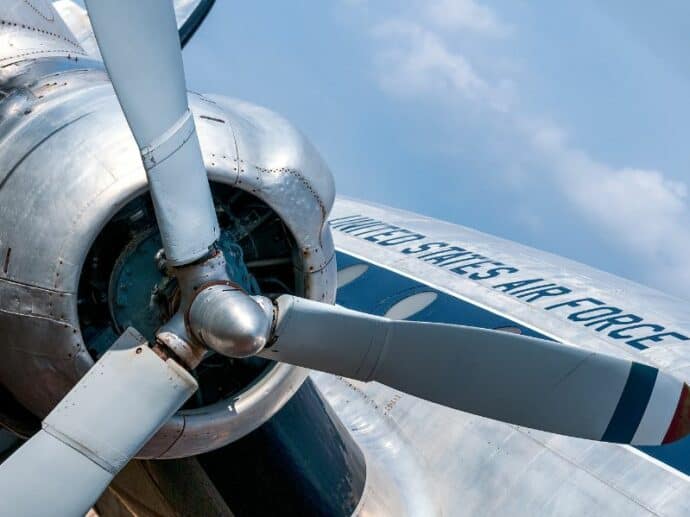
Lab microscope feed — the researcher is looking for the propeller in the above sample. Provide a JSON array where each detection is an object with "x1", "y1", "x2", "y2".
[
  {"x1": 85, "y1": 0, "x2": 219, "y2": 266},
  {"x1": 0, "y1": 1, "x2": 218, "y2": 514},
  {"x1": 0, "y1": 329, "x2": 198, "y2": 516},
  {"x1": 189, "y1": 287, "x2": 690, "y2": 446}
]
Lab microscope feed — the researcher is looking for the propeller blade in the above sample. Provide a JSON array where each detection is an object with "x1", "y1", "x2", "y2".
[
  {"x1": 85, "y1": 0, "x2": 219, "y2": 266},
  {"x1": 260, "y1": 295, "x2": 690, "y2": 445},
  {"x1": 0, "y1": 329, "x2": 197, "y2": 516}
]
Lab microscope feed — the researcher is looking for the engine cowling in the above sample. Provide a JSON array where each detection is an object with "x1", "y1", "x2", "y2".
[{"x1": 0, "y1": 64, "x2": 336, "y2": 458}]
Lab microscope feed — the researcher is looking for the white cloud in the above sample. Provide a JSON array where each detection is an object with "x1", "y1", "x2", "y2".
[
  {"x1": 529, "y1": 124, "x2": 690, "y2": 261},
  {"x1": 560, "y1": 161, "x2": 690, "y2": 295},
  {"x1": 372, "y1": 21, "x2": 513, "y2": 111},
  {"x1": 347, "y1": 0, "x2": 690, "y2": 296},
  {"x1": 424, "y1": 0, "x2": 509, "y2": 36},
  {"x1": 373, "y1": 22, "x2": 486, "y2": 99}
]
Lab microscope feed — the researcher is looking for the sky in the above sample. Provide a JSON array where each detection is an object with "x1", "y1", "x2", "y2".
[{"x1": 182, "y1": 0, "x2": 690, "y2": 299}]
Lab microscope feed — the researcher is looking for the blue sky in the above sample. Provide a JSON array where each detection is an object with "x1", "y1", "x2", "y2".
[{"x1": 182, "y1": 0, "x2": 690, "y2": 298}]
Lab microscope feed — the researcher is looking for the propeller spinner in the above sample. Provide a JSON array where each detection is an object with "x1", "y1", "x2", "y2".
[{"x1": 0, "y1": 0, "x2": 688, "y2": 515}]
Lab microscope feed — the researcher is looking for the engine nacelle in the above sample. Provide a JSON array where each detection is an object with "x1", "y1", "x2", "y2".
[{"x1": 0, "y1": 62, "x2": 336, "y2": 458}]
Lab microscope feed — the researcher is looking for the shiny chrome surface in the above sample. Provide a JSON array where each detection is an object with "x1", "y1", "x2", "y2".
[
  {"x1": 0, "y1": 42, "x2": 335, "y2": 457},
  {"x1": 205, "y1": 94, "x2": 337, "y2": 299},
  {"x1": 188, "y1": 286, "x2": 272, "y2": 358},
  {"x1": 156, "y1": 250, "x2": 234, "y2": 369},
  {"x1": 0, "y1": 0, "x2": 86, "y2": 67}
]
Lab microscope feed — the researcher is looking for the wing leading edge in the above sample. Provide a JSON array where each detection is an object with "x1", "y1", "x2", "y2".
[{"x1": 321, "y1": 196, "x2": 690, "y2": 515}]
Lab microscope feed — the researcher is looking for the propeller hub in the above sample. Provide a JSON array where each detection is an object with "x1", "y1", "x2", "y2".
[{"x1": 188, "y1": 285, "x2": 274, "y2": 358}]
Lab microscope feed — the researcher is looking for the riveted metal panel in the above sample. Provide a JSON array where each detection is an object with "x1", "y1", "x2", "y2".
[
  {"x1": 0, "y1": 0, "x2": 86, "y2": 66},
  {"x1": 321, "y1": 198, "x2": 690, "y2": 516},
  {"x1": 0, "y1": 61, "x2": 335, "y2": 457}
]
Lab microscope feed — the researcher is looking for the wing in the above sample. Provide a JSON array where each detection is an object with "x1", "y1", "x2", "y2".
[{"x1": 317, "y1": 196, "x2": 690, "y2": 515}]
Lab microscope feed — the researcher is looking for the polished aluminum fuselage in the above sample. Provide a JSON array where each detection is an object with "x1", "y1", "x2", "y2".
[{"x1": 3, "y1": 1, "x2": 690, "y2": 515}]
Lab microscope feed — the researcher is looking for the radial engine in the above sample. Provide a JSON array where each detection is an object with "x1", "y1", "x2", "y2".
[{"x1": 0, "y1": 59, "x2": 336, "y2": 457}]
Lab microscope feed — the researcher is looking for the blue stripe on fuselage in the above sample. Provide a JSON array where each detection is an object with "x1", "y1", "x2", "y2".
[{"x1": 335, "y1": 251, "x2": 690, "y2": 476}]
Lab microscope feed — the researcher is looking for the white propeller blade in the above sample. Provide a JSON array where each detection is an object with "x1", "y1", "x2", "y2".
[
  {"x1": 259, "y1": 295, "x2": 690, "y2": 445},
  {"x1": 0, "y1": 3, "x2": 215, "y2": 513},
  {"x1": 0, "y1": 329, "x2": 197, "y2": 516},
  {"x1": 85, "y1": 0, "x2": 219, "y2": 265}
]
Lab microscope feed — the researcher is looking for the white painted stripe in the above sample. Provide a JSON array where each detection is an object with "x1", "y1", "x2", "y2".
[
  {"x1": 631, "y1": 373, "x2": 684, "y2": 445},
  {"x1": 337, "y1": 264, "x2": 369, "y2": 289},
  {"x1": 384, "y1": 292, "x2": 438, "y2": 320}
]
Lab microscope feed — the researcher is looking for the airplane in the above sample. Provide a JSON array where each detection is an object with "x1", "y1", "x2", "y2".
[{"x1": 0, "y1": 1, "x2": 689, "y2": 515}]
